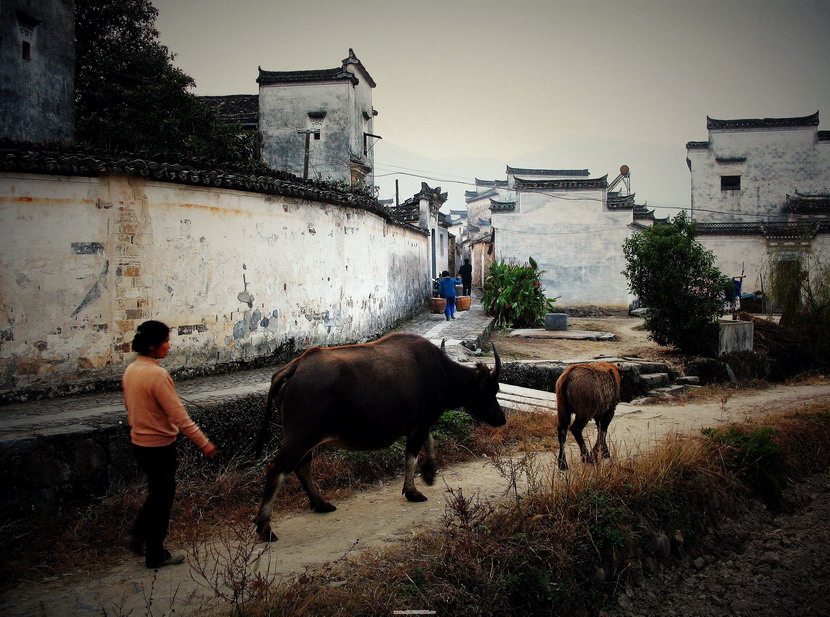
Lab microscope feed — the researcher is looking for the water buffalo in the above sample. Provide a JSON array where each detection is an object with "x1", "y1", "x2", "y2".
[
  {"x1": 253, "y1": 331, "x2": 506, "y2": 541},
  {"x1": 555, "y1": 361, "x2": 621, "y2": 471}
]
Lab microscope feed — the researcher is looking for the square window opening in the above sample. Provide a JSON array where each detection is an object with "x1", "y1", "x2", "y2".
[
  {"x1": 721, "y1": 175, "x2": 741, "y2": 191},
  {"x1": 22, "y1": 41, "x2": 31, "y2": 61}
]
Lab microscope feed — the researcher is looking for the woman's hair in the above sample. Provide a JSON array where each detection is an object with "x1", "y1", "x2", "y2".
[
  {"x1": 440, "y1": 270, "x2": 450, "y2": 277},
  {"x1": 131, "y1": 320, "x2": 170, "y2": 355}
]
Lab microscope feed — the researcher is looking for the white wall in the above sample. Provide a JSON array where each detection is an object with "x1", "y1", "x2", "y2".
[
  {"x1": 688, "y1": 126, "x2": 830, "y2": 223},
  {"x1": 492, "y1": 188, "x2": 631, "y2": 308},
  {"x1": 0, "y1": 173, "x2": 429, "y2": 396},
  {"x1": 699, "y1": 233, "x2": 830, "y2": 296},
  {"x1": 259, "y1": 82, "x2": 355, "y2": 184}
]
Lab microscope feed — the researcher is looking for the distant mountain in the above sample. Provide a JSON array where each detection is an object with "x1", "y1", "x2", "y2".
[{"x1": 374, "y1": 136, "x2": 690, "y2": 218}]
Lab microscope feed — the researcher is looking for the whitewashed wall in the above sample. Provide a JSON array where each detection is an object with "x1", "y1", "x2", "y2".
[
  {"x1": 698, "y1": 233, "x2": 830, "y2": 295},
  {"x1": 688, "y1": 126, "x2": 830, "y2": 222},
  {"x1": 0, "y1": 173, "x2": 428, "y2": 396},
  {"x1": 492, "y1": 188, "x2": 632, "y2": 308},
  {"x1": 259, "y1": 82, "x2": 353, "y2": 183}
]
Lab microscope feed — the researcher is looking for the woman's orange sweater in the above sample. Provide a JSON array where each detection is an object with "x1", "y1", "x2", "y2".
[{"x1": 123, "y1": 355, "x2": 210, "y2": 450}]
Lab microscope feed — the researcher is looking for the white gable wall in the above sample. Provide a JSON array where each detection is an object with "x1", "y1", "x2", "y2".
[
  {"x1": 492, "y1": 188, "x2": 632, "y2": 308},
  {"x1": 688, "y1": 126, "x2": 830, "y2": 223}
]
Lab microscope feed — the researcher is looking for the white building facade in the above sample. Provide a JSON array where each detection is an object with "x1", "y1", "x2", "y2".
[
  {"x1": 257, "y1": 49, "x2": 378, "y2": 186},
  {"x1": 687, "y1": 112, "x2": 830, "y2": 294},
  {"x1": 491, "y1": 169, "x2": 641, "y2": 310}
]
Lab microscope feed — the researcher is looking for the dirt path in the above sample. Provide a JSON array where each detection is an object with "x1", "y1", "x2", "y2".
[{"x1": 3, "y1": 381, "x2": 829, "y2": 617}]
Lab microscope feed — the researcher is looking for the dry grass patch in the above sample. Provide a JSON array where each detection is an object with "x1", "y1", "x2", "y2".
[{"x1": 234, "y1": 407, "x2": 830, "y2": 617}]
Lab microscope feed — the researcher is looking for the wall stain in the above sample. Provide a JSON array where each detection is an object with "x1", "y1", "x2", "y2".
[{"x1": 71, "y1": 260, "x2": 109, "y2": 318}]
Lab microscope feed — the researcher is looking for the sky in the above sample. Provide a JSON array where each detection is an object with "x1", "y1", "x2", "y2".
[{"x1": 151, "y1": 0, "x2": 830, "y2": 215}]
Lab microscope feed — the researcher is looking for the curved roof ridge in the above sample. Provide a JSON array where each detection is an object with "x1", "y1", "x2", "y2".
[
  {"x1": 506, "y1": 166, "x2": 590, "y2": 176},
  {"x1": 706, "y1": 111, "x2": 819, "y2": 130}
]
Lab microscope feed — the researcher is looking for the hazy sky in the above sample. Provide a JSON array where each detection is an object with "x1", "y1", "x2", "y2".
[{"x1": 152, "y1": 0, "x2": 830, "y2": 210}]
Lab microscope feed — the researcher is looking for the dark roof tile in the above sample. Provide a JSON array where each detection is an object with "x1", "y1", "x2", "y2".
[
  {"x1": 514, "y1": 175, "x2": 608, "y2": 190},
  {"x1": 706, "y1": 111, "x2": 819, "y2": 130},
  {"x1": 506, "y1": 166, "x2": 590, "y2": 176}
]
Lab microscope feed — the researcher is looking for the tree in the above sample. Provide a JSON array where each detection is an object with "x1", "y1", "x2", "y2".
[
  {"x1": 622, "y1": 212, "x2": 733, "y2": 356},
  {"x1": 74, "y1": 0, "x2": 254, "y2": 161}
]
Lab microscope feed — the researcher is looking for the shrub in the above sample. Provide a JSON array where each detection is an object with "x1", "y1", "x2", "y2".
[
  {"x1": 766, "y1": 246, "x2": 830, "y2": 370},
  {"x1": 482, "y1": 257, "x2": 556, "y2": 329},
  {"x1": 622, "y1": 212, "x2": 733, "y2": 356}
]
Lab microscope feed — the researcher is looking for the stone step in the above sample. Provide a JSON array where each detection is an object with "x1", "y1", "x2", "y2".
[
  {"x1": 639, "y1": 372, "x2": 670, "y2": 388},
  {"x1": 649, "y1": 384, "x2": 697, "y2": 397},
  {"x1": 675, "y1": 375, "x2": 701, "y2": 385}
]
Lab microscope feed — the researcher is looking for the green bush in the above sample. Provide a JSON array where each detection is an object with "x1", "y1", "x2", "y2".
[
  {"x1": 482, "y1": 257, "x2": 556, "y2": 329},
  {"x1": 622, "y1": 212, "x2": 733, "y2": 356}
]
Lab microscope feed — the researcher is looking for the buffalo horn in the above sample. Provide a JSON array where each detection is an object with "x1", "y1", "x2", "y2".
[{"x1": 492, "y1": 343, "x2": 501, "y2": 380}]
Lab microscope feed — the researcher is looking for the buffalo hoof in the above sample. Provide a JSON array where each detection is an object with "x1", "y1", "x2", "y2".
[
  {"x1": 257, "y1": 526, "x2": 278, "y2": 543},
  {"x1": 404, "y1": 489, "x2": 428, "y2": 503},
  {"x1": 558, "y1": 459, "x2": 569, "y2": 471},
  {"x1": 312, "y1": 501, "x2": 337, "y2": 513},
  {"x1": 420, "y1": 462, "x2": 437, "y2": 486}
]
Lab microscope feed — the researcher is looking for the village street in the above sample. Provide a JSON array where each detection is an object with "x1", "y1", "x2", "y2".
[{"x1": 2, "y1": 374, "x2": 828, "y2": 617}]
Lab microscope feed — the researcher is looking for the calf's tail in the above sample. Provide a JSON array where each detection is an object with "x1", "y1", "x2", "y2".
[{"x1": 254, "y1": 362, "x2": 297, "y2": 458}]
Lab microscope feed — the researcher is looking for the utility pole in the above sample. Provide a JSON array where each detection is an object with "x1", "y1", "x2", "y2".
[{"x1": 296, "y1": 130, "x2": 320, "y2": 180}]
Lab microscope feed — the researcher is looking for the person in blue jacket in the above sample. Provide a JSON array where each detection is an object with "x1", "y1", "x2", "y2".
[{"x1": 437, "y1": 270, "x2": 462, "y2": 320}]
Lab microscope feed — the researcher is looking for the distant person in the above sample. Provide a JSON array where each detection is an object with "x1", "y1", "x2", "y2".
[
  {"x1": 437, "y1": 270, "x2": 462, "y2": 320},
  {"x1": 458, "y1": 258, "x2": 473, "y2": 296},
  {"x1": 123, "y1": 320, "x2": 217, "y2": 569}
]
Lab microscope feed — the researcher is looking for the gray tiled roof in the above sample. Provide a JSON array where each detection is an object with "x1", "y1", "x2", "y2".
[
  {"x1": 707, "y1": 111, "x2": 819, "y2": 130},
  {"x1": 200, "y1": 94, "x2": 258, "y2": 125},
  {"x1": 258, "y1": 49, "x2": 376, "y2": 89},
  {"x1": 474, "y1": 178, "x2": 508, "y2": 187},
  {"x1": 514, "y1": 175, "x2": 608, "y2": 190},
  {"x1": 258, "y1": 67, "x2": 358, "y2": 86},
  {"x1": 695, "y1": 221, "x2": 829, "y2": 237},
  {"x1": 785, "y1": 192, "x2": 830, "y2": 214},
  {"x1": 0, "y1": 141, "x2": 416, "y2": 228},
  {"x1": 506, "y1": 166, "x2": 590, "y2": 176}
]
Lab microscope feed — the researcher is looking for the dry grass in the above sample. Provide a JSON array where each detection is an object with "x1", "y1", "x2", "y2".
[{"x1": 228, "y1": 406, "x2": 830, "y2": 617}]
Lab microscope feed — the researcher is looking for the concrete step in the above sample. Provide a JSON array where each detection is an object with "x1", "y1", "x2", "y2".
[{"x1": 498, "y1": 383, "x2": 556, "y2": 414}]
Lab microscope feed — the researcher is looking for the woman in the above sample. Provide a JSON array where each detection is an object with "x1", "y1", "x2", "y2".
[{"x1": 123, "y1": 320, "x2": 217, "y2": 569}]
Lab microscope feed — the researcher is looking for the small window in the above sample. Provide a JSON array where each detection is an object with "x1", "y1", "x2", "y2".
[
  {"x1": 22, "y1": 41, "x2": 31, "y2": 61},
  {"x1": 313, "y1": 131, "x2": 320, "y2": 141},
  {"x1": 721, "y1": 175, "x2": 741, "y2": 191}
]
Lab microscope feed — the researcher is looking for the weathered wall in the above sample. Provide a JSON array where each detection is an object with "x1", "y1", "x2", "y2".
[
  {"x1": 0, "y1": 0, "x2": 75, "y2": 142},
  {"x1": 688, "y1": 125, "x2": 830, "y2": 223},
  {"x1": 696, "y1": 234, "x2": 772, "y2": 293},
  {"x1": 259, "y1": 69, "x2": 375, "y2": 186},
  {"x1": 492, "y1": 189, "x2": 632, "y2": 308},
  {"x1": 699, "y1": 232, "x2": 830, "y2": 297},
  {"x1": 0, "y1": 173, "x2": 429, "y2": 397},
  {"x1": 260, "y1": 82, "x2": 352, "y2": 182}
]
